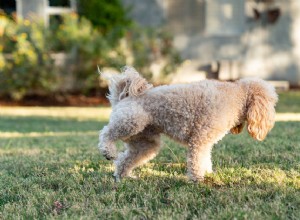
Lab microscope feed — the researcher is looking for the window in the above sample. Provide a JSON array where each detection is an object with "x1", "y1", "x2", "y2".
[
  {"x1": 0, "y1": 0, "x2": 16, "y2": 15},
  {"x1": 49, "y1": 0, "x2": 70, "y2": 7}
]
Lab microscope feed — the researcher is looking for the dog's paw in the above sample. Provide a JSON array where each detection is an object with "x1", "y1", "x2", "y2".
[
  {"x1": 103, "y1": 152, "x2": 117, "y2": 161},
  {"x1": 100, "y1": 148, "x2": 117, "y2": 160},
  {"x1": 190, "y1": 176, "x2": 205, "y2": 183},
  {"x1": 112, "y1": 174, "x2": 137, "y2": 182},
  {"x1": 128, "y1": 174, "x2": 138, "y2": 179},
  {"x1": 113, "y1": 174, "x2": 121, "y2": 183},
  {"x1": 187, "y1": 173, "x2": 205, "y2": 183}
]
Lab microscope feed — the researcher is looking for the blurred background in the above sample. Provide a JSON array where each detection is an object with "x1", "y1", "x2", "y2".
[{"x1": 0, "y1": 0, "x2": 299, "y2": 106}]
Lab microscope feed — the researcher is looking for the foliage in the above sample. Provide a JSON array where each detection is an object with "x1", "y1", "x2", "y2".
[
  {"x1": 0, "y1": 13, "x2": 181, "y2": 100},
  {"x1": 0, "y1": 16, "x2": 58, "y2": 100},
  {"x1": 0, "y1": 92, "x2": 299, "y2": 218},
  {"x1": 123, "y1": 25, "x2": 182, "y2": 81},
  {"x1": 51, "y1": 15, "x2": 181, "y2": 90},
  {"x1": 77, "y1": 0, "x2": 131, "y2": 41},
  {"x1": 51, "y1": 14, "x2": 125, "y2": 93}
]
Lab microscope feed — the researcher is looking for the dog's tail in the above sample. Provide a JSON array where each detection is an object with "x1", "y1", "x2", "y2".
[{"x1": 103, "y1": 66, "x2": 153, "y2": 106}]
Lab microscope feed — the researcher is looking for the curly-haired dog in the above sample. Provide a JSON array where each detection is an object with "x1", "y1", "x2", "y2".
[{"x1": 98, "y1": 67, "x2": 278, "y2": 182}]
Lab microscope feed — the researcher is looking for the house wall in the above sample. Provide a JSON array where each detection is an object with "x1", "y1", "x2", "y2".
[
  {"x1": 241, "y1": 1, "x2": 300, "y2": 86},
  {"x1": 121, "y1": 0, "x2": 300, "y2": 86},
  {"x1": 16, "y1": 0, "x2": 47, "y2": 21}
]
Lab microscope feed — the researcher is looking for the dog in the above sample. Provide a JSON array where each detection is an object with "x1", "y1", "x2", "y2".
[{"x1": 98, "y1": 67, "x2": 278, "y2": 182}]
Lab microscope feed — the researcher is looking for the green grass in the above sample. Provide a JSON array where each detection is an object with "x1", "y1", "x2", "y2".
[
  {"x1": 0, "y1": 92, "x2": 299, "y2": 219},
  {"x1": 276, "y1": 91, "x2": 300, "y2": 113}
]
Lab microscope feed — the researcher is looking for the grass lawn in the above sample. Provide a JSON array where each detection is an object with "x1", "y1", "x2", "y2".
[{"x1": 0, "y1": 92, "x2": 299, "y2": 219}]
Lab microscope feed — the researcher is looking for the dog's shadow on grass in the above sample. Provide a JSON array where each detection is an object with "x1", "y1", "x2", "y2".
[{"x1": 104, "y1": 162, "x2": 299, "y2": 192}]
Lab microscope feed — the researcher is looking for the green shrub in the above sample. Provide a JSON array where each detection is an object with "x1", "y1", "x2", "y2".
[
  {"x1": 0, "y1": 13, "x2": 181, "y2": 100},
  {"x1": 0, "y1": 16, "x2": 58, "y2": 100},
  {"x1": 124, "y1": 25, "x2": 182, "y2": 81},
  {"x1": 53, "y1": 14, "x2": 126, "y2": 92},
  {"x1": 78, "y1": 0, "x2": 131, "y2": 43},
  {"x1": 51, "y1": 14, "x2": 181, "y2": 91}
]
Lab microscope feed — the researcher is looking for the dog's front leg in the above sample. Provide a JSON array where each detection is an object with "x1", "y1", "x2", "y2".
[
  {"x1": 98, "y1": 126, "x2": 118, "y2": 160},
  {"x1": 187, "y1": 143, "x2": 213, "y2": 182},
  {"x1": 98, "y1": 106, "x2": 151, "y2": 161}
]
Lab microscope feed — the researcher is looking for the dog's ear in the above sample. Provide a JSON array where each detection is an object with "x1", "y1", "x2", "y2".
[
  {"x1": 230, "y1": 123, "x2": 245, "y2": 134},
  {"x1": 118, "y1": 77, "x2": 152, "y2": 101},
  {"x1": 128, "y1": 77, "x2": 152, "y2": 97},
  {"x1": 246, "y1": 87, "x2": 277, "y2": 141},
  {"x1": 118, "y1": 79, "x2": 131, "y2": 100}
]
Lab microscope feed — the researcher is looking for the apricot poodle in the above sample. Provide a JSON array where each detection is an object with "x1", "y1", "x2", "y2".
[{"x1": 98, "y1": 67, "x2": 278, "y2": 182}]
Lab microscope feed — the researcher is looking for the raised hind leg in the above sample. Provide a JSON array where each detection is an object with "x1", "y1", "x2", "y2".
[
  {"x1": 114, "y1": 127, "x2": 161, "y2": 181},
  {"x1": 98, "y1": 105, "x2": 151, "y2": 160}
]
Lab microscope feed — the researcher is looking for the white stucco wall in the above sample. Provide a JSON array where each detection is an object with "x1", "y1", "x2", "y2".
[
  {"x1": 16, "y1": 0, "x2": 47, "y2": 21},
  {"x1": 123, "y1": 0, "x2": 300, "y2": 85},
  {"x1": 241, "y1": 1, "x2": 300, "y2": 85}
]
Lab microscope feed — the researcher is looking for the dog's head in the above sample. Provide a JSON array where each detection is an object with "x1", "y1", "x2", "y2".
[
  {"x1": 102, "y1": 66, "x2": 152, "y2": 106},
  {"x1": 240, "y1": 78, "x2": 278, "y2": 141}
]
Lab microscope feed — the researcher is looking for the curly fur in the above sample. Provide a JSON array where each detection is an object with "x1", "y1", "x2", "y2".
[
  {"x1": 105, "y1": 66, "x2": 153, "y2": 106},
  {"x1": 98, "y1": 67, "x2": 278, "y2": 182}
]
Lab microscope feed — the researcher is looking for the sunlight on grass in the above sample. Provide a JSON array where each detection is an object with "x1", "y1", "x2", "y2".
[
  {"x1": 275, "y1": 113, "x2": 300, "y2": 121},
  {"x1": 0, "y1": 148, "x2": 42, "y2": 156},
  {"x1": 140, "y1": 167, "x2": 186, "y2": 179},
  {"x1": 139, "y1": 163, "x2": 187, "y2": 179},
  {"x1": 1, "y1": 107, "x2": 300, "y2": 122},
  {"x1": 0, "y1": 107, "x2": 111, "y2": 120},
  {"x1": 0, "y1": 131, "x2": 98, "y2": 138},
  {"x1": 68, "y1": 160, "x2": 114, "y2": 175},
  {"x1": 66, "y1": 159, "x2": 300, "y2": 190},
  {"x1": 138, "y1": 165, "x2": 300, "y2": 189},
  {"x1": 210, "y1": 167, "x2": 300, "y2": 189}
]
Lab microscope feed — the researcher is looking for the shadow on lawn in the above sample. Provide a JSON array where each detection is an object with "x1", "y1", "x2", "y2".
[
  {"x1": 0, "y1": 115, "x2": 298, "y2": 189},
  {"x1": 0, "y1": 116, "x2": 107, "y2": 133},
  {"x1": 68, "y1": 158, "x2": 299, "y2": 191}
]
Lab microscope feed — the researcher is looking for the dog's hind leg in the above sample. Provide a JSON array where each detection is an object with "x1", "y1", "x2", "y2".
[
  {"x1": 98, "y1": 105, "x2": 151, "y2": 160},
  {"x1": 113, "y1": 128, "x2": 161, "y2": 182}
]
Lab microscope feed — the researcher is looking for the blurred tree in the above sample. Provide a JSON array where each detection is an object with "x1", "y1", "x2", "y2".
[{"x1": 77, "y1": 0, "x2": 131, "y2": 42}]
